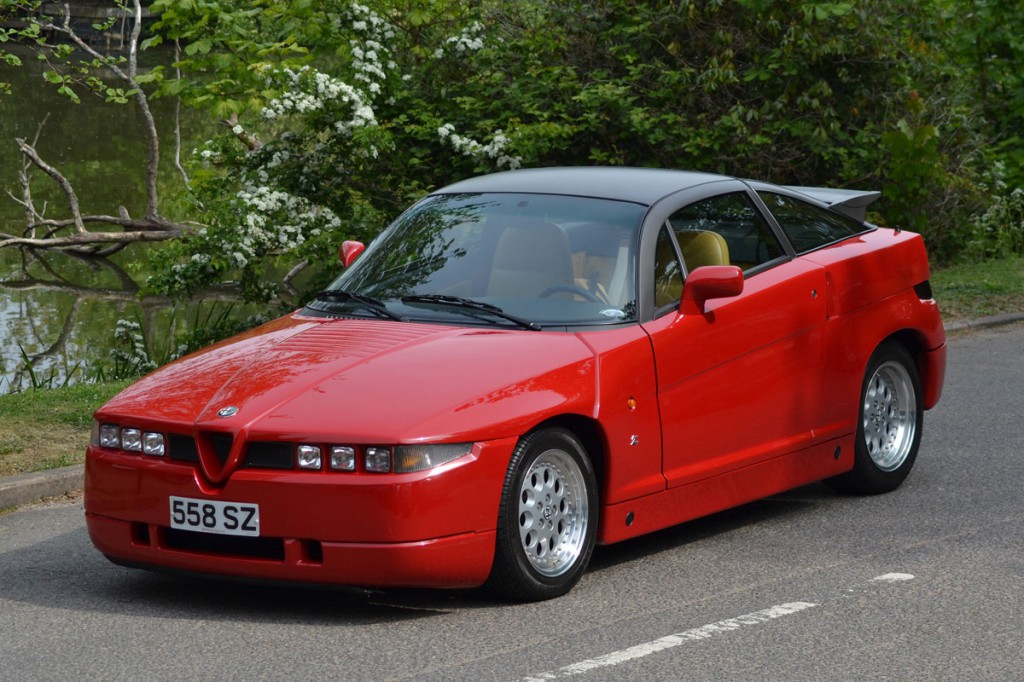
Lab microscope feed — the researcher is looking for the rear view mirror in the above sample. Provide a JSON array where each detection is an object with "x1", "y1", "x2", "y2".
[
  {"x1": 339, "y1": 240, "x2": 365, "y2": 267},
  {"x1": 681, "y1": 265, "x2": 743, "y2": 315}
]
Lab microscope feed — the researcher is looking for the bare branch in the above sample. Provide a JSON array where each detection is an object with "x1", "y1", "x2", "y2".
[
  {"x1": 15, "y1": 115, "x2": 51, "y2": 236},
  {"x1": 128, "y1": 0, "x2": 143, "y2": 81},
  {"x1": 41, "y1": 2, "x2": 162, "y2": 218},
  {"x1": 173, "y1": 39, "x2": 191, "y2": 186},
  {"x1": 19, "y1": 213, "x2": 189, "y2": 232},
  {"x1": 15, "y1": 137, "x2": 87, "y2": 234},
  {"x1": 0, "y1": 229, "x2": 185, "y2": 250},
  {"x1": 4, "y1": 4, "x2": 199, "y2": 254},
  {"x1": 222, "y1": 114, "x2": 263, "y2": 151}
]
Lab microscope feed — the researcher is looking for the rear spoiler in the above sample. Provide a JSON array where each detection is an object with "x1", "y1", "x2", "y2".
[{"x1": 783, "y1": 186, "x2": 882, "y2": 222}]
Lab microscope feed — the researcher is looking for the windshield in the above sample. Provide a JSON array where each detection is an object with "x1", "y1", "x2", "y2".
[{"x1": 315, "y1": 192, "x2": 644, "y2": 327}]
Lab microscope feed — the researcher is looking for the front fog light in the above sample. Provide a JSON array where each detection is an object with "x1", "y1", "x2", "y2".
[
  {"x1": 297, "y1": 445, "x2": 322, "y2": 470},
  {"x1": 121, "y1": 428, "x2": 143, "y2": 452},
  {"x1": 394, "y1": 443, "x2": 472, "y2": 473},
  {"x1": 142, "y1": 432, "x2": 165, "y2": 456},
  {"x1": 99, "y1": 424, "x2": 120, "y2": 448},
  {"x1": 330, "y1": 446, "x2": 355, "y2": 471},
  {"x1": 365, "y1": 447, "x2": 391, "y2": 473}
]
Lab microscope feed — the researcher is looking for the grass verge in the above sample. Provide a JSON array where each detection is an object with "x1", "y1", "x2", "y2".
[
  {"x1": 0, "y1": 381, "x2": 129, "y2": 477},
  {"x1": 0, "y1": 257, "x2": 1021, "y2": 477},
  {"x1": 932, "y1": 256, "x2": 1024, "y2": 322}
]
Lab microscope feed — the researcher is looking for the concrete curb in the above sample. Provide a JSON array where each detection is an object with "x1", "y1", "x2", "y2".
[
  {"x1": 0, "y1": 465, "x2": 84, "y2": 511},
  {"x1": 3, "y1": 313, "x2": 1023, "y2": 512},
  {"x1": 943, "y1": 311, "x2": 1024, "y2": 333}
]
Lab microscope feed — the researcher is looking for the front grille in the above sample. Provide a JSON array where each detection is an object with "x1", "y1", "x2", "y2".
[
  {"x1": 163, "y1": 528, "x2": 285, "y2": 561},
  {"x1": 168, "y1": 434, "x2": 199, "y2": 462},
  {"x1": 206, "y1": 433, "x2": 233, "y2": 466},
  {"x1": 244, "y1": 442, "x2": 294, "y2": 469},
  {"x1": 169, "y1": 434, "x2": 296, "y2": 471}
]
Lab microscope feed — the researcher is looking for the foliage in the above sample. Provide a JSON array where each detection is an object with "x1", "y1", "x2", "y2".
[
  {"x1": 13, "y1": 344, "x2": 82, "y2": 391},
  {"x1": 90, "y1": 304, "x2": 271, "y2": 382},
  {"x1": 5, "y1": 0, "x2": 1024, "y2": 300},
  {"x1": 935, "y1": 0, "x2": 1024, "y2": 188},
  {"x1": 964, "y1": 184, "x2": 1024, "y2": 261},
  {"x1": 0, "y1": 1, "x2": 140, "y2": 103},
  {"x1": 138, "y1": 0, "x2": 985, "y2": 298}
]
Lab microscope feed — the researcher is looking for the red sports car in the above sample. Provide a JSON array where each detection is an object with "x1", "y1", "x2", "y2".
[{"x1": 85, "y1": 168, "x2": 946, "y2": 601}]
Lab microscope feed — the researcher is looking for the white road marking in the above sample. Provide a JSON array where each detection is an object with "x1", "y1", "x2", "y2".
[
  {"x1": 871, "y1": 572, "x2": 915, "y2": 583},
  {"x1": 524, "y1": 573, "x2": 916, "y2": 680},
  {"x1": 523, "y1": 602, "x2": 817, "y2": 681}
]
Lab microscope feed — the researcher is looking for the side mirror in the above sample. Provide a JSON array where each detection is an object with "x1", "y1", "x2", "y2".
[
  {"x1": 680, "y1": 265, "x2": 743, "y2": 315},
  {"x1": 339, "y1": 240, "x2": 365, "y2": 268}
]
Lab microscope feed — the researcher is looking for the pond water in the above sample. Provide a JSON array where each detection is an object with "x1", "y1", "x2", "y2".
[{"x1": 0, "y1": 46, "x2": 252, "y2": 393}]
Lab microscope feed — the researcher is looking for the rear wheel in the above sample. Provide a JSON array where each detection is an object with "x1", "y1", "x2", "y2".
[
  {"x1": 487, "y1": 428, "x2": 598, "y2": 601},
  {"x1": 827, "y1": 341, "x2": 923, "y2": 494}
]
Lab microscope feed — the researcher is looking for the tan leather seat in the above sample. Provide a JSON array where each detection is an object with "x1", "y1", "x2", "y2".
[
  {"x1": 655, "y1": 230, "x2": 731, "y2": 308},
  {"x1": 488, "y1": 219, "x2": 575, "y2": 297},
  {"x1": 678, "y1": 230, "x2": 730, "y2": 270}
]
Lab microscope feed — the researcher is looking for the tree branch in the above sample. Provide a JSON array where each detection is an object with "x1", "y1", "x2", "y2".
[
  {"x1": 14, "y1": 137, "x2": 87, "y2": 234},
  {"x1": 41, "y1": 1, "x2": 161, "y2": 218},
  {"x1": 0, "y1": 229, "x2": 185, "y2": 250},
  {"x1": 3, "y1": 3, "x2": 199, "y2": 253},
  {"x1": 173, "y1": 39, "x2": 191, "y2": 186}
]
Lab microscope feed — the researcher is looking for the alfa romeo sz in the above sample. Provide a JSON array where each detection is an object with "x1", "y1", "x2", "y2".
[{"x1": 85, "y1": 167, "x2": 946, "y2": 600}]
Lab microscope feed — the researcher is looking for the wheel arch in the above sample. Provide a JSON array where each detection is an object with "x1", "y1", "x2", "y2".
[
  {"x1": 530, "y1": 414, "x2": 606, "y2": 503},
  {"x1": 877, "y1": 328, "x2": 945, "y2": 410}
]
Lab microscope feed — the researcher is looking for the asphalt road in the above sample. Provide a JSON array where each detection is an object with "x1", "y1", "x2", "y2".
[{"x1": 1, "y1": 324, "x2": 1022, "y2": 681}]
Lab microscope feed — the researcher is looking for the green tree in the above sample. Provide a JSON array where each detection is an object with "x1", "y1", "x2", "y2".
[{"x1": 4, "y1": 0, "x2": 1013, "y2": 299}]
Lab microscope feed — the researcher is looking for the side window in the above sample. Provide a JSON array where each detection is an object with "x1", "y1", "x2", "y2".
[
  {"x1": 668, "y1": 193, "x2": 784, "y2": 272},
  {"x1": 758, "y1": 191, "x2": 867, "y2": 253}
]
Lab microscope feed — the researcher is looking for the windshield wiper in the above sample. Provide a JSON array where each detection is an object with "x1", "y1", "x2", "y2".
[
  {"x1": 309, "y1": 290, "x2": 406, "y2": 321},
  {"x1": 400, "y1": 294, "x2": 541, "y2": 331}
]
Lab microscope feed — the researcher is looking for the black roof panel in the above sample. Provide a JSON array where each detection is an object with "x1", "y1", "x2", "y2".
[{"x1": 433, "y1": 167, "x2": 736, "y2": 206}]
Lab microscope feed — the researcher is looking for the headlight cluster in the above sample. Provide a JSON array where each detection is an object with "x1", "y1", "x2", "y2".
[
  {"x1": 92, "y1": 422, "x2": 165, "y2": 457},
  {"x1": 293, "y1": 443, "x2": 472, "y2": 474},
  {"x1": 92, "y1": 421, "x2": 472, "y2": 474}
]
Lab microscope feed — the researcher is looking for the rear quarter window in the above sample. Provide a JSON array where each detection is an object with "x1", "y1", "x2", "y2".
[{"x1": 758, "y1": 191, "x2": 871, "y2": 254}]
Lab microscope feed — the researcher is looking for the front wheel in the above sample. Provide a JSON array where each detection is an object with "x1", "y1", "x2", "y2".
[
  {"x1": 487, "y1": 428, "x2": 598, "y2": 601},
  {"x1": 827, "y1": 341, "x2": 923, "y2": 495}
]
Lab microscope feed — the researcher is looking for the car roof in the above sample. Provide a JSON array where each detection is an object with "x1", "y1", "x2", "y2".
[{"x1": 433, "y1": 167, "x2": 737, "y2": 205}]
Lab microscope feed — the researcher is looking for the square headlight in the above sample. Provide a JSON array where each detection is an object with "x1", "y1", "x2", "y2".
[
  {"x1": 99, "y1": 424, "x2": 120, "y2": 449},
  {"x1": 330, "y1": 446, "x2": 356, "y2": 471},
  {"x1": 142, "y1": 432, "x2": 165, "y2": 456},
  {"x1": 121, "y1": 428, "x2": 143, "y2": 452},
  {"x1": 297, "y1": 445, "x2": 322, "y2": 470},
  {"x1": 365, "y1": 447, "x2": 391, "y2": 473}
]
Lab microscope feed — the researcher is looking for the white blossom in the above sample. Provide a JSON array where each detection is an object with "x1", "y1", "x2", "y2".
[{"x1": 438, "y1": 125, "x2": 522, "y2": 169}]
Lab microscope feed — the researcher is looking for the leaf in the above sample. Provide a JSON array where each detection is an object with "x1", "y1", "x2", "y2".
[
  {"x1": 56, "y1": 85, "x2": 80, "y2": 103},
  {"x1": 185, "y1": 39, "x2": 212, "y2": 56}
]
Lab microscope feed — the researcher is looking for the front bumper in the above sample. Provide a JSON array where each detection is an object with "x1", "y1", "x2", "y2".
[{"x1": 84, "y1": 437, "x2": 517, "y2": 589}]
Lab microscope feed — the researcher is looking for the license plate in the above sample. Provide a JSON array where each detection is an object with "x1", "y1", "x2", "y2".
[{"x1": 169, "y1": 496, "x2": 260, "y2": 536}]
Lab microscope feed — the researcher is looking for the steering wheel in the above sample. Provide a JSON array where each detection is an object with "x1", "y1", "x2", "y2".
[{"x1": 539, "y1": 284, "x2": 602, "y2": 302}]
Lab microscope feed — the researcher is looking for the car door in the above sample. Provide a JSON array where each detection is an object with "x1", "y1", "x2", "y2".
[{"x1": 639, "y1": 184, "x2": 829, "y2": 488}]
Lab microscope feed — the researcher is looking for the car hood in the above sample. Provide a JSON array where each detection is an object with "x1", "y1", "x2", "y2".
[{"x1": 97, "y1": 315, "x2": 597, "y2": 443}]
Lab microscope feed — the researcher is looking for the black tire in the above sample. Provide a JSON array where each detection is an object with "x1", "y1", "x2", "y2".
[
  {"x1": 487, "y1": 427, "x2": 598, "y2": 601},
  {"x1": 826, "y1": 341, "x2": 923, "y2": 495}
]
